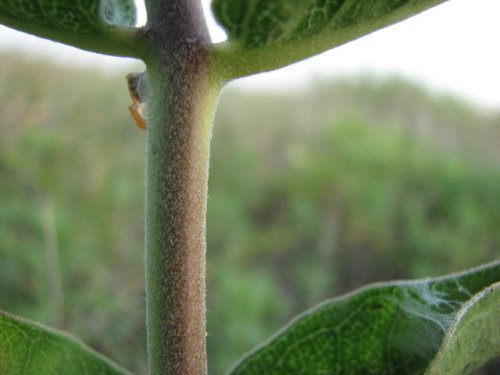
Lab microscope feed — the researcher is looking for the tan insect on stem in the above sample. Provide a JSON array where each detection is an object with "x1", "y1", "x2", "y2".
[{"x1": 126, "y1": 72, "x2": 148, "y2": 130}]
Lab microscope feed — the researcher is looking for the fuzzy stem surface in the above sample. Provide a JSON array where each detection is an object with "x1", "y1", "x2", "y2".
[{"x1": 141, "y1": 1, "x2": 219, "y2": 374}]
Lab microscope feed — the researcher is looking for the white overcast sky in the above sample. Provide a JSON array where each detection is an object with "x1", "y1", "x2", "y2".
[{"x1": 0, "y1": 0, "x2": 499, "y2": 109}]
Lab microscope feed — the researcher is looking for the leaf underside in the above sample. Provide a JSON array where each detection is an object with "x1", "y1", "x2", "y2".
[
  {"x1": 0, "y1": 311, "x2": 133, "y2": 375},
  {"x1": 212, "y1": 0, "x2": 448, "y2": 77},
  {"x1": 426, "y1": 282, "x2": 500, "y2": 375},
  {"x1": 229, "y1": 261, "x2": 500, "y2": 375},
  {"x1": 0, "y1": 0, "x2": 136, "y2": 33},
  {"x1": 0, "y1": 0, "x2": 137, "y2": 55}
]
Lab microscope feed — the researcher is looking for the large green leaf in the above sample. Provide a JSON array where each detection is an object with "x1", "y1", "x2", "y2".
[
  {"x1": 0, "y1": 310, "x2": 134, "y2": 375},
  {"x1": 212, "y1": 0, "x2": 447, "y2": 79},
  {"x1": 229, "y1": 261, "x2": 500, "y2": 374},
  {"x1": 426, "y1": 281, "x2": 500, "y2": 375},
  {"x1": 0, "y1": 0, "x2": 139, "y2": 56}
]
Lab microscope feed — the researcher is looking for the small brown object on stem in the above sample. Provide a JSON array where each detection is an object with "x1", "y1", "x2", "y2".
[{"x1": 126, "y1": 72, "x2": 148, "y2": 130}]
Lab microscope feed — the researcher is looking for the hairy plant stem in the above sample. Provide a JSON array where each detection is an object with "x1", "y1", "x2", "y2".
[{"x1": 141, "y1": 1, "x2": 219, "y2": 374}]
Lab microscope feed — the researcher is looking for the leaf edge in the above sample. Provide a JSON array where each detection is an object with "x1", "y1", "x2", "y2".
[{"x1": 0, "y1": 309, "x2": 136, "y2": 375}]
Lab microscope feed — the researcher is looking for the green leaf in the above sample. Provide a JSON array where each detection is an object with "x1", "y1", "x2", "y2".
[
  {"x1": 212, "y1": 0, "x2": 447, "y2": 79},
  {"x1": 427, "y1": 281, "x2": 500, "y2": 375},
  {"x1": 229, "y1": 261, "x2": 500, "y2": 375},
  {"x1": 0, "y1": 310, "x2": 134, "y2": 375},
  {"x1": 0, "y1": 0, "x2": 138, "y2": 56}
]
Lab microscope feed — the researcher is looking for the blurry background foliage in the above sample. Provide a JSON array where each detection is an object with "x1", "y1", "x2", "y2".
[{"x1": 0, "y1": 53, "x2": 499, "y2": 374}]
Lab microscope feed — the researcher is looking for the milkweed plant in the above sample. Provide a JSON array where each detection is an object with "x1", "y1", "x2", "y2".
[{"x1": 0, "y1": 0, "x2": 499, "y2": 374}]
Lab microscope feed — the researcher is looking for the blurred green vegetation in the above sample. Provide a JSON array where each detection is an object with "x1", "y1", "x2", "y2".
[{"x1": 0, "y1": 53, "x2": 499, "y2": 374}]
